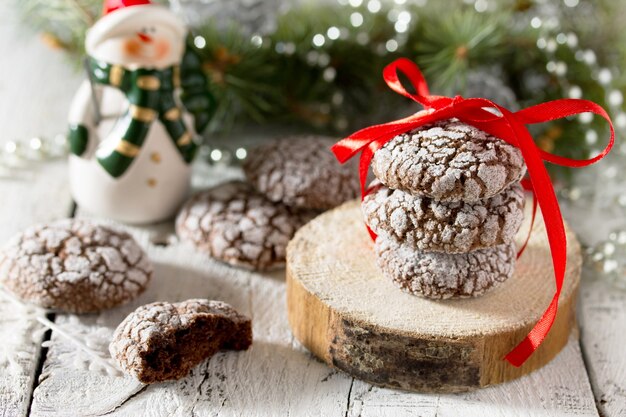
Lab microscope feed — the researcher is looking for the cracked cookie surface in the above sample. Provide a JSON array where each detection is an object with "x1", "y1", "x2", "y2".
[
  {"x1": 176, "y1": 180, "x2": 317, "y2": 271},
  {"x1": 371, "y1": 119, "x2": 526, "y2": 202},
  {"x1": 0, "y1": 219, "x2": 152, "y2": 313},
  {"x1": 363, "y1": 182, "x2": 525, "y2": 253},
  {"x1": 110, "y1": 299, "x2": 252, "y2": 383},
  {"x1": 376, "y1": 235, "x2": 516, "y2": 299},
  {"x1": 243, "y1": 136, "x2": 360, "y2": 210}
]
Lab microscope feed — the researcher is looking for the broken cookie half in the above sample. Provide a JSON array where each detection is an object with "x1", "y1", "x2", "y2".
[{"x1": 110, "y1": 299, "x2": 252, "y2": 383}]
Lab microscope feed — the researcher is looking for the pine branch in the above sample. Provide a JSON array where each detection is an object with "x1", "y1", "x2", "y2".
[{"x1": 11, "y1": 0, "x2": 626, "y2": 180}]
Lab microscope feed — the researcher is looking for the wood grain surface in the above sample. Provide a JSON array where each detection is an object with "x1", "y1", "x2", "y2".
[{"x1": 0, "y1": 6, "x2": 79, "y2": 416}]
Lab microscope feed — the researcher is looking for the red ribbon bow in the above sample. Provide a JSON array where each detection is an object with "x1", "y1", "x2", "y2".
[{"x1": 331, "y1": 58, "x2": 614, "y2": 367}]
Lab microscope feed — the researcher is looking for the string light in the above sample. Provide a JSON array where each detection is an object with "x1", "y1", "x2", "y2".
[
  {"x1": 578, "y1": 112, "x2": 593, "y2": 124},
  {"x1": 306, "y1": 50, "x2": 319, "y2": 65},
  {"x1": 585, "y1": 130, "x2": 597, "y2": 145},
  {"x1": 536, "y1": 38, "x2": 547, "y2": 49},
  {"x1": 387, "y1": 9, "x2": 400, "y2": 22},
  {"x1": 583, "y1": 50, "x2": 596, "y2": 65},
  {"x1": 193, "y1": 36, "x2": 206, "y2": 49},
  {"x1": 235, "y1": 148, "x2": 247, "y2": 160},
  {"x1": 323, "y1": 67, "x2": 337, "y2": 82},
  {"x1": 367, "y1": 0, "x2": 381, "y2": 13},
  {"x1": 385, "y1": 39, "x2": 398, "y2": 52},
  {"x1": 317, "y1": 53, "x2": 331, "y2": 67},
  {"x1": 312, "y1": 34, "x2": 325, "y2": 47},
  {"x1": 327, "y1": 26, "x2": 341, "y2": 40},
  {"x1": 250, "y1": 35, "x2": 263, "y2": 47},
  {"x1": 210, "y1": 149, "x2": 223, "y2": 161},
  {"x1": 4, "y1": 142, "x2": 17, "y2": 154},
  {"x1": 555, "y1": 33, "x2": 567, "y2": 44},
  {"x1": 474, "y1": 0, "x2": 488, "y2": 13},
  {"x1": 356, "y1": 32, "x2": 369, "y2": 45},
  {"x1": 609, "y1": 90, "x2": 623, "y2": 107},
  {"x1": 566, "y1": 33, "x2": 578, "y2": 48},
  {"x1": 568, "y1": 86, "x2": 582, "y2": 99},
  {"x1": 597, "y1": 68, "x2": 612, "y2": 85},
  {"x1": 395, "y1": 21, "x2": 408, "y2": 33},
  {"x1": 332, "y1": 92, "x2": 344, "y2": 106},
  {"x1": 554, "y1": 61, "x2": 567, "y2": 76},
  {"x1": 530, "y1": 17, "x2": 542, "y2": 29},
  {"x1": 0, "y1": 133, "x2": 68, "y2": 174},
  {"x1": 350, "y1": 12, "x2": 363, "y2": 27},
  {"x1": 397, "y1": 10, "x2": 411, "y2": 23}
]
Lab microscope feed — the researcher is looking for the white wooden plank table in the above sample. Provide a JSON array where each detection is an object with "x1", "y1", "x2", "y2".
[{"x1": 1, "y1": 5, "x2": 624, "y2": 417}]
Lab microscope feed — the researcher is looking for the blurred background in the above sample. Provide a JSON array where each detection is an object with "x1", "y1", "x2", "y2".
[{"x1": 1, "y1": 0, "x2": 625, "y2": 286}]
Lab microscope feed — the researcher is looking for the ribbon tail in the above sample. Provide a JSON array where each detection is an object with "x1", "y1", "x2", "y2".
[
  {"x1": 502, "y1": 113, "x2": 567, "y2": 367},
  {"x1": 505, "y1": 294, "x2": 560, "y2": 367}
]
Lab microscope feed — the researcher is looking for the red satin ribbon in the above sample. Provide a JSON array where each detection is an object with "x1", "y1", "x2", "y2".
[{"x1": 331, "y1": 58, "x2": 614, "y2": 367}]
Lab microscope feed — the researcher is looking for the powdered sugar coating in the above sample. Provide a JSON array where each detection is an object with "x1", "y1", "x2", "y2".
[
  {"x1": 0, "y1": 219, "x2": 152, "y2": 313},
  {"x1": 176, "y1": 180, "x2": 317, "y2": 271},
  {"x1": 376, "y1": 235, "x2": 516, "y2": 299},
  {"x1": 371, "y1": 119, "x2": 526, "y2": 202},
  {"x1": 243, "y1": 136, "x2": 360, "y2": 210},
  {"x1": 363, "y1": 182, "x2": 525, "y2": 253},
  {"x1": 110, "y1": 299, "x2": 252, "y2": 383}
]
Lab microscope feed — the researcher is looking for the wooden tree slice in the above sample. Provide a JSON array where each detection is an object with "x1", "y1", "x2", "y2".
[{"x1": 286, "y1": 200, "x2": 581, "y2": 393}]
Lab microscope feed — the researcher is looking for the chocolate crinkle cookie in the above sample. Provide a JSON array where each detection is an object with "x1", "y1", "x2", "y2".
[
  {"x1": 243, "y1": 136, "x2": 360, "y2": 210},
  {"x1": 375, "y1": 235, "x2": 516, "y2": 299},
  {"x1": 110, "y1": 299, "x2": 252, "y2": 383},
  {"x1": 363, "y1": 182, "x2": 525, "y2": 253},
  {"x1": 0, "y1": 219, "x2": 152, "y2": 313},
  {"x1": 371, "y1": 119, "x2": 526, "y2": 202},
  {"x1": 176, "y1": 180, "x2": 317, "y2": 271}
]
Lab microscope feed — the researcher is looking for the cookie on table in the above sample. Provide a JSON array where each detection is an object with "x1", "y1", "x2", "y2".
[
  {"x1": 0, "y1": 219, "x2": 152, "y2": 313},
  {"x1": 363, "y1": 182, "x2": 525, "y2": 253},
  {"x1": 371, "y1": 119, "x2": 526, "y2": 202},
  {"x1": 375, "y1": 235, "x2": 516, "y2": 299},
  {"x1": 110, "y1": 299, "x2": 252, "y2": 383},
  {"x1": 243, "y1": 136, "x2": 360, "y2": 210},
  {"x1": 176, "y1": 180, "x2": 317, "y2": 271}
]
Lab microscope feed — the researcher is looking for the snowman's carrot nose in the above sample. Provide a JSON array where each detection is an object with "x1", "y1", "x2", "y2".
[{"x1": 137, "y1": 32, "x2": 153, "y2": 43}]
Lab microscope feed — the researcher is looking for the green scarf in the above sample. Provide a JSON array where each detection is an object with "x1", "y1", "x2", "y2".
[{"x1": 68, "y1": 41, "x2": 216, "y2": 178}]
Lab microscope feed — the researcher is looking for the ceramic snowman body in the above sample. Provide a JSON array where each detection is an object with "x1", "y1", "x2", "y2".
[{"x1": 68, "y1": 0, "x2": 214, "y2": 224}]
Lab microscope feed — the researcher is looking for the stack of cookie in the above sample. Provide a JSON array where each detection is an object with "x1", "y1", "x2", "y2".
[
  {"x1": 176, "y1": 135, "x2": 359, "y2": 271},
  {"x1": 362, "y1": 119, "x2": 527, "y2": 299}
]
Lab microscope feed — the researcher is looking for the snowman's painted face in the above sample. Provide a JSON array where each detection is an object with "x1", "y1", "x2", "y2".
[
  {"x1": 87, "y1": 13, "x2": 186, "y2": 70},
  {"x1": 122, "y1": 25, "x2": 175, "y2": 66}
]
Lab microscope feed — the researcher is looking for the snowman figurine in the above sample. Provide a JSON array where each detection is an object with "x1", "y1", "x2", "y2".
[{"x1": 68, "y1": 0, "x2": 215, "y2": 224}]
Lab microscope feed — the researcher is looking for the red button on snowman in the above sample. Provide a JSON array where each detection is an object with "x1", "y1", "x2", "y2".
[{"x1": 68, "y1": 0, "x2": 215, "y2": 224}]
